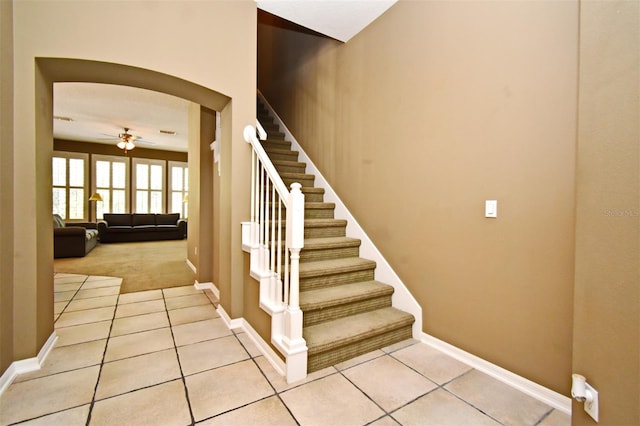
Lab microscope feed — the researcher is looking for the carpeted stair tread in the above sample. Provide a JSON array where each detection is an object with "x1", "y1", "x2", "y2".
[
  {"x1": 299, "y1": 257, "x2": 376, "y2": 279},
  {"x1": 305, "y1": 201, "x2": 335, "y2": 209},
  {"x1": 262, "y1": 139, "x2": 291, "y2": 148},
  {"x1": 273, "y1": 159, "x2": 306, "y2": 169},
  {"x1": 280, "y1": 172, "x2": 315, "y2": 181},
  {"x1": 300, "y1": 281, "x2": 393, "y2": 311},
  {"x1": 304, "y1": 218, "x2": 347, "y2": 228},
  {"x1": 264, "y1": 146, "x2": 298, "y2": 155},
  {"x1": 303, "y1": 236, "x2": 361, "y2": 250},
  {"x1": 304, "y1": 307, "x2": 414, "y2": 355}
]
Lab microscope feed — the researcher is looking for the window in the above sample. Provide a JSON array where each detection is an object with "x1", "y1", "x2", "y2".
[
  {"x1": 169, "y1": 161, "x2": 188, "y2": 218},
  {"x1": 132, "y1": 159, "x2": 166, "y2": 214},
  {"x1": 52, "y1": 152, "x2": 89, "y2": 221},
  {"x1": 93, "y1": 154, "x2": 130, "y2": 220}
]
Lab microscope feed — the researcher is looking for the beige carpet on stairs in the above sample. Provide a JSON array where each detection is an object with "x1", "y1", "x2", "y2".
[{"x1": 53, "y1": 240, "x2": 195, "y2": 294}]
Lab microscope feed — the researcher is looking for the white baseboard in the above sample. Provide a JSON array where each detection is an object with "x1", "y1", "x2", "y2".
[
  {"x1": 216, "y1": 304, "x2": 244, "y2": 330},
  {"x1": 185, "y1": 259, "x2": 196, "y2": 274},
  {"x1": 0, "y1": 331, "x2": 58, "y2": 396},
  {"x1": 238, "y1": 318, "x2": 287, "y2": 377},
  {"x1": 216, "y1": 306, "x2": 287, "y2": 378},
  {"x1": 421, "y1": 333, "x2": 571, "y2": 415},
  {"x1": 194, "y1": 281, "x2": 219, "y2": 300}
]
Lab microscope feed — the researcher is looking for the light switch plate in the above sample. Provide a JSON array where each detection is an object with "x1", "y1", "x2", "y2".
[{"x1": 485, "y1": 200, "x2": 497, "y2": 218}]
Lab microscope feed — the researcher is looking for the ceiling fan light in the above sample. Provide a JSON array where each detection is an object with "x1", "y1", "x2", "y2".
[{"x1": 117, "y1": 140, "x2": 126, "y2": 149}]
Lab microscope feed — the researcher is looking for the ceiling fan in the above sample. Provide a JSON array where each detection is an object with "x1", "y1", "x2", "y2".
[{"x1": 100, "y1": 127, "x2": 156, "y2": 153}]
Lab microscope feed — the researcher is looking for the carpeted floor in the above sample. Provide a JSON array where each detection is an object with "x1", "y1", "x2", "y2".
[{"x1": 54, "y1": 239, "x2": 195, "y2": 294}]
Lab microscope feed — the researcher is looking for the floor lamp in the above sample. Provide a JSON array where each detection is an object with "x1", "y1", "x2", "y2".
[{"x1": 89, "y1": 192, "x2": 103, "y2": 223}]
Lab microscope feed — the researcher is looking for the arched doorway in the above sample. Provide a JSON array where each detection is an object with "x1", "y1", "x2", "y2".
[{"x1": 36, "y1": 58, "x2": 227, "y2": 344}]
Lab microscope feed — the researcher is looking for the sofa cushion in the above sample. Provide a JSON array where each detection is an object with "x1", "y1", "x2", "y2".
[
  {"x1": 104, "y1": 214, "x2": 132, "y2": 226},
  {"x1": 132, "y1": 225, "x2": 157, "y2": 232},
  {"x1": 106, "y1": 226, "x2": 134, "y2": 233},
  {"x1": 86, "y1": 229, "x2": 99, "y2": 241},
  {"x1": 53, "y1": 214, "x2": 66, "y2": 228},
  {"x1": 156, "y1": 213, "x2": 180, "y2": 225},
  {"x1": 133, "y1": 214, "x2": 156, "y2": 226}
]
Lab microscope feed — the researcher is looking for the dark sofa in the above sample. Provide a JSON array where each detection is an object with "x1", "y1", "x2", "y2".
[
  {"x1": 53, "y1": 214, "x2": 99, "y2": 258},
  {"x1": 98, "y1": 213, "x2": 187, "y2": 243}
]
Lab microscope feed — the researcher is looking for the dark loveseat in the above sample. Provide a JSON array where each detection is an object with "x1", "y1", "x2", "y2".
[
  {"x1": 98, "y1": 213, "x2": 186, "y2": 243},
  {"x1": 53, "y1": 214, "x2": 99, "y2": 258}
]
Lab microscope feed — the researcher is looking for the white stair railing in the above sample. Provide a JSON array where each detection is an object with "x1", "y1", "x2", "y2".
[{"x1": 242, "y1": 123, "x2": 307, "y2": 383}]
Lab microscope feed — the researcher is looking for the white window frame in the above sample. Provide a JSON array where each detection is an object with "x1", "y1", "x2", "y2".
[
  {"x1": 132, "y1": 158, "x2": 166, "y2": 214},
  {"x1": 168, "y1": 161, "x2": 188, "y2": 218},
  {"x1": 92, "y1": 154, "x2": 130, "y2": 220},
  {"x1": 52, "y1": 151, "x2": 89, "y2": 222}
]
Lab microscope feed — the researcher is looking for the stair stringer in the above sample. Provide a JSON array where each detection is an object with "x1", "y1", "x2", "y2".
[{"x1": 258, "y1": 91, "x2": 423, "y2": 339}]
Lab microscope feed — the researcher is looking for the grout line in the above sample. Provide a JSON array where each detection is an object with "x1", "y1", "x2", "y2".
[
  {"x1": 534, "y1": 407, "x2": 556, "y2": 426},
  {"x1": 84, "y1": 279, "x2": 120, "y2": 426},
  {"x1": 163, "y1": 288, "x2": 197, "y2": 426}
]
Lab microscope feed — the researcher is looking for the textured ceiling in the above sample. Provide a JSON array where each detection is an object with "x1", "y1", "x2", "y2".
[
  {"x1": 257, "y1": 0, "x2": 396, "y2": 42},
  {"x1": 54, "y1": 83, "x2": 191, "y2": 153}
]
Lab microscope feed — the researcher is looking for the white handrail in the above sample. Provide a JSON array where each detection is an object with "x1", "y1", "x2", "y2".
[{"x1": 242, "y1": 124, "x2": 307, "y2": 383}]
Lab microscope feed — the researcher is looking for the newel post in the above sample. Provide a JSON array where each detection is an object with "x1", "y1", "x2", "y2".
[{"x1": 283, "y1": 182, "x2": 307, "y2": 382}]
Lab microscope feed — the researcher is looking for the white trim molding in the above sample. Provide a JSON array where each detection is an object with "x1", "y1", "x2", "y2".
[
  {"x1": 421, "y1": 333, "x2": 572, "y2": 415},
  {"x1": 186, "y1": 258, "x2": 196, "y2": 274},
  {"x1": 0, "y1": 331, "x2": 58, "y2": 396},
  {"x1": 194, "y1": 281, "x2": 219, "y2": 300},
  {"x1": 216, "y1": 304, "x2": 244, "y2": 331},
  {"x1": 215, "y1": 307, "x2": 287, "y2": 378}
]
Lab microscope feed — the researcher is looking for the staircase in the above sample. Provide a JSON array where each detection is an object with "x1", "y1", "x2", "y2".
[{"x1": 257, "y1": 101, "x2": 415, "y2": 373}]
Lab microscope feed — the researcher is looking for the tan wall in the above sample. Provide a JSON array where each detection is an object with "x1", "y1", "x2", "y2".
[
  {"x1": 187, "y1": 103, "x2": 202, "y2": 271},
  {"x1": 573, "y1": 1, "x2": 639, "y2": 424},
  {"x1": 0, "y1": 0, "x2": 15, "y2": 373},
  {"x1": 3, "y1": 0, "x2": 256, "y2": 368},
  {"x1": 197, "y1": 107, "x2": 215, "y2": 283},
  {"x1": 258, "y1": 0, "x2": 578, "y2": 393}
]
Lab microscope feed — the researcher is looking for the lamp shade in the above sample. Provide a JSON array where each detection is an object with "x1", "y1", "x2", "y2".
[{"x1": 89, "y1": 193, "x2": 103, "y2": 202}]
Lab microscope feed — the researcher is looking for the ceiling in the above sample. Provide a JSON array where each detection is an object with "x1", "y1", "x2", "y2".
[
  {"x1": 257, "y1": 0, "x2": 396, "y2": 43},
  {"x1": 54, "y1": 83, "x2": 191, "y2": 153},
  {"x1": 52, "y1": 1, "x2": 396, "y2": 153}
]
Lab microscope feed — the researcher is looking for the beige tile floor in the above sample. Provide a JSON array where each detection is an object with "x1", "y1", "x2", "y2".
[{"x1": 0, "y1": 273, "x2": 571, "y2": 426}]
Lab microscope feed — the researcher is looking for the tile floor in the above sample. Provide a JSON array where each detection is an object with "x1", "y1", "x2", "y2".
[{"x1": 0, "y1": 273, "x2": 571, "y2": 426}]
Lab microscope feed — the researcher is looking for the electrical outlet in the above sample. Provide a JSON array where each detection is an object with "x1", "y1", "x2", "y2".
[{"x1": 584, "y1": 382, "x2": 599, "y2": 422}]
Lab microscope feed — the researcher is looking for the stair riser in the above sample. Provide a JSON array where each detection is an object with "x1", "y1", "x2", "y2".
[
  {"x1": 307, "y1": 326, "x2": 413, "y2": 373},
  {"x1": 263, "y1": 190, "x2": 323, "y2": 203},
  {"x1": 266, "y1": 223, "x2": 346, "y2": 238},
  {"x1": 264, "y1": 131, "x2": 285, "y2": 139},
  {"x1": 302, "y1": 192, "x2": 324, "y2": 203},
  {"x1": 300, "y1": 269, "x2": 375, "y2": 291},
  {"x1": 305, "y1": 208, "x2": 334, "y2": 219},
  {"x1": 300, "y1": 246, "x2": 360, "y2": 263},
  {"x1": 274, "y1": 164, "x2": 306, "y2": 174},
  {"x1": 262, "y1": 140, "x2": 291, "y2": 149},
  {"x1": 284, "y1": 177, "x2": 315, "y2": 188},
  {"x1": 266, "y1": 151, "x2": 299, "y2": 162},
  {"x1": 268, "y1": 242, "x2": 358, "y2": 261},
  {"x1": 303, "y1": 295, "x2": 392, "y2": 327},
  {"x1": 304, "y1": 226, "x2": 346, "y2": 238}
]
